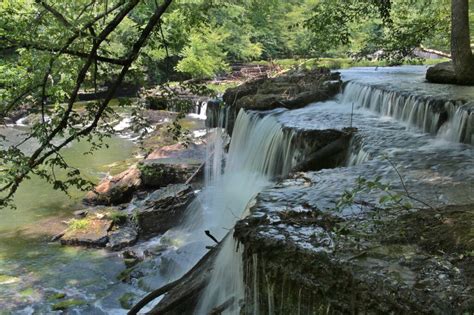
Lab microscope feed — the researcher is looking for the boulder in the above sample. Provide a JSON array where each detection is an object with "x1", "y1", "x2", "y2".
[
  {"x1": 135, "y1": 184, "x2": 194, "y2": 238},
  {"x1": 107, "y1": 226, "x2": 139, "y2": 251},
  {"x1": 138, "y1": 158, "x2": 202, "y2": 188},
  {"x1": 426, "y1": 62, "x2": 457, "y2": 84},
  {"x1": 60, "y1": 219, "x2": 112, "y2": 247},
  {"x1": 84, "y1": 166, "x2": 141, "y2": 205}
]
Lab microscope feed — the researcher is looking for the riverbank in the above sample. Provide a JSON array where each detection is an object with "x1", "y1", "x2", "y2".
[{"x1": 0, "y1": 99, "x2": 209, "y2": 312}]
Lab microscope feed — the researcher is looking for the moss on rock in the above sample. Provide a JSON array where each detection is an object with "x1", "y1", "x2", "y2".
[
  {"x1": 51, "y1": 299, "x2": 86, "y2": 311},
  {"x1": 119, "y1": 292, "x2": 137, "y2": 309}
]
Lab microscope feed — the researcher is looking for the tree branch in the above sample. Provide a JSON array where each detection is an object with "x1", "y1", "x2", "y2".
[
  {"x1": 0, "y1": 0, "x2": 141, "y2": 199},
  {"x1": 2, "y1": 39, "x2": 129, "y2": 65},
  {"x1": 1, "y1": 0, "x2": 174, "y2": 205},
  {"x1": 35, "y1": 0, "x2": 73, "y2": 29},
  {"x1": 0, "y1": 0, "x2": 128, "y2": 120}
]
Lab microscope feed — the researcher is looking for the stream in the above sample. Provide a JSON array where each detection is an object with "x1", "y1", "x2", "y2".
[
  {"x1": 0, "y1": 123, "x2": 138, "y2": 313},
  {"x1": 191, "y1": 66, "x2": 473, "y2": 314},
  {"x1": 0, "y1": 66, "x2": 472, "y2": 314}
]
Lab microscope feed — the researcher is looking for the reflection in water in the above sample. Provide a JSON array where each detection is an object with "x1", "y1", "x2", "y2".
[{"x1": 0, "y1": 125, "x2": 136, "y2": 313}]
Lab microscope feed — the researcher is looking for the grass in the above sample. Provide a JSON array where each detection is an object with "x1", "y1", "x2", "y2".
[
  {"x1": 68, "y1": 218, "x2": 90, "y2": 230},
  {"x1": 108, "y1": 211, "x2": 128, "y2": 225},
  {"x1": 205, "y1": 81, "x2": 240, "y2": 94}
]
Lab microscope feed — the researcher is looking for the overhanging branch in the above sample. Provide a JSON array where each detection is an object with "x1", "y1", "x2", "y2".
[
  {"x1": 0, "y1": 0, "x2": 174, "y2": 205},
  {"x1": 2, "y1": 39, "x2": 129, "y2": 65}
]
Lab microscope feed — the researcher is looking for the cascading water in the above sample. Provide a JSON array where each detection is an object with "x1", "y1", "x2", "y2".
[
  {"x1": 195, "y1": 109, "x2": 297, "y2": 314},
  {"x1": 437, "y1": 102, "x2": 474, "y2": 144},
  {"x1": 152, "y1": 66, "x2": 472, "y2": 314},
  {"x1": 342, "y1": 81, "x2": 473, "y2": 144}
]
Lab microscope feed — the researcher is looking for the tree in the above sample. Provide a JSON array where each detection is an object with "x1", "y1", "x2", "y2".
[
  {"x1": 0, "y1": 0, "x2": 174, "y2": 207},
  {"x1": 451, "y1": 0, "x2": 474, "y2": 84},
  {"x1": 305, "y1": 0, "x2": 473, "y2": 85}
]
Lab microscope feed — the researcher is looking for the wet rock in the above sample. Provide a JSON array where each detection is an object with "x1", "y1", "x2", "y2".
[
  {"x1": 0, "y1": 274, "x2": 20, "y2": 285},
  {"x1": 138, "y1": 158, "x2": 201, "y2": 188},
  {"x1": 235, "y1": 170, "x2": 474, "y2": 314},
  {"x1": 107, "y1": 226, "x2": 138, "y2": 251},
  {"x1": 223, "y1": 67, "x2": 341, "y2": 111},
  {"x1": 60, "y1": 219, "x2": 112, "y2": 248},
  {"x1": 122, "y1": 250, "x2": 143, "y2": 267},
  {"x1": 426, "y1": 62, "x2": 457, "y2": 84},
  {"x1": 51, "y1": 299, "x2": 87, "y2": 311},
  {"x1": 50, "y1": 231, "x2": 66, "y2": 242},
  {"x1": 205, "y1": 99, "x2": 224, "y2": 128},
  {"x1": 135, "y1": 184, "x2": 194, "y2": 238},
  {"x1": 119, "y1": 292, "x2": 138, "y2": 310},
  {"x1": 47, "y1": 292, "x2": 66, "y2": 301},
  {"x1": 117, "y1": 266, "x2": 144, "y2": 283},
  {"x1": 84, "y1": 167, "x2": 141, "y2": 205},
  {"x1": 73, "y1": 209, "x2": 88, "y2": 218},
  {"x1": 145, "y1": 142, "x2": 206, "y2": 161}
]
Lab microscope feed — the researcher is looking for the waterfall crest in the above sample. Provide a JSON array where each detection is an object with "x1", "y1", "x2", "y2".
[{"x1": 342, "y1": 82, "x2": 473, "y2": 144}]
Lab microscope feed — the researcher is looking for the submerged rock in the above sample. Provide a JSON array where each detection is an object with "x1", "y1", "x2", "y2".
[
  {"x1": 51, "y1": 299, "x2": 87, "y2": 311},
  {"x1": 135, "y1": 184, "x2": 195, "y2": 238},
  {"x1": 84, "y1": 167, "x2": 141, "y2": 205},
  {"x1": 145, "y1": 143, "x2": 205, "y2": 161},
  {"x1": 119, "y1": 292, "x2": 138, "y2": 310}
]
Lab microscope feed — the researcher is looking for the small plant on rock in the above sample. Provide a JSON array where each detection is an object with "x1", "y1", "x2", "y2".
[{"x1": 68, "y1": 218, "x2": 90, "y2": 230}]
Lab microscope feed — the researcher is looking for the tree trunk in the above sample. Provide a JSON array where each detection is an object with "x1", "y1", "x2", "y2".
[{"x1": 451, "y1": 0, "x2": 474, "y2": 84}]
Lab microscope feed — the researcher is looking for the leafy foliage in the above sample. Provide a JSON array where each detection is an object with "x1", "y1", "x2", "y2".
[
  {"x1": 336, "y1": 175, "x2": 412, "y2": 212},
  {"x1": 176, "y1": 29, "x2": 230, "y2": 79},
  {"x1": 0, "y1": 0, "x2": 458, "y2": 207},
  {"x1": 0, "y1": 0, "x2": 174, "y2": 207},
  {"x1": 306, "y1": 0, "x2": 451, "y2": 63}
]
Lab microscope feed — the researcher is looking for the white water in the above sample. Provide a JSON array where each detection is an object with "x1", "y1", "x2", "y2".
[
  {"x1": 195, "y1": 110, "x2": 297, "y2": 314},
  {"x1": 437, "y1": 102, "x2": 474, "y2": 144},
  {"x1": 188, "y1": 100, "x2": 208, "y2": 120},
  {"x1": 196, "y1": 78, "x2": 472, "y2": 314},
  {"x1": 343, "y1": 82, "x2": 473, "y2": 144},
  {"x1": 135, "y1": 67, "x2": 473, "y2": 314}
]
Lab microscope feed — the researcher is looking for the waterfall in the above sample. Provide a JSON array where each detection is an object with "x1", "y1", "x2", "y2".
[
  {"x1": 346, "y1": 138, "x2": 369, "y2": 166},
  {"x1": 195, "y1": 109, "x2": 297, "y2": 314},
  {"x1": 437, "y1": 102, "x2": 474, "y2": 144},
  {"x1": 342, "y1": 82, "x2": 473, "y2": 145}
]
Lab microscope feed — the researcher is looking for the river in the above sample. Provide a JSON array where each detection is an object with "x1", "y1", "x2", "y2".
[
  {"x1": 0, "y1": 66, "x2": 472, "y2": 314},
  {"x1": 0, "y1": 123, "x2": 138, "y2": 313}
]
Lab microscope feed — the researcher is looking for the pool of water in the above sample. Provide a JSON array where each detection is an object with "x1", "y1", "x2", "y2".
[{"x1": 0, "y1": 124, "x2": 138, "y2": 314}]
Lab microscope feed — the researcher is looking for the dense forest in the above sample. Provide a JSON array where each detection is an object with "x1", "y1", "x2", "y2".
[{"x1": 0, "y1": 0, "x2": 473, "y2": 314}]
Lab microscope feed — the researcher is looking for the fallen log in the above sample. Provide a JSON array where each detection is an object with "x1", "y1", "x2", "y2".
[
  {"x1": 209, "y1": 296, "x2": 235, "y2": 315},
  {"x1": 419, "y1": 45, "x2": 451, "y2": 58},
  {"x1": 129, "y1": 233, "x2": 229, "y2": 315}
]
